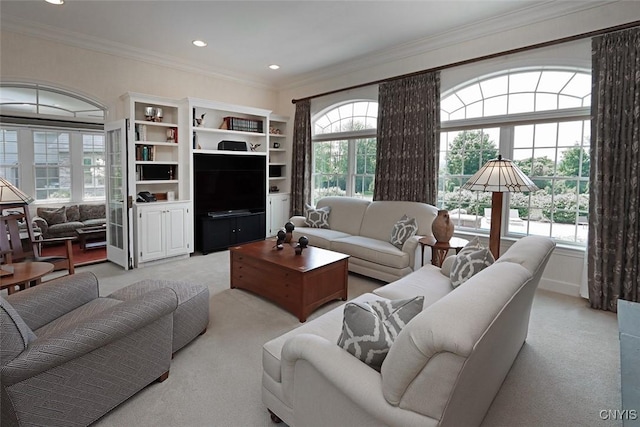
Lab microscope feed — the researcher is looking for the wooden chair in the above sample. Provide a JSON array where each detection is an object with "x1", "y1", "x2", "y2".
[{"x1": 1, "y1": 205, "x2": 75, "y2": 278}]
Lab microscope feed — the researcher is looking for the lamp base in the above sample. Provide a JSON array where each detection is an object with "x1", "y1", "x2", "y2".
[{"x1": 489, "y1": 192, "x2": 503, "y2": 259}]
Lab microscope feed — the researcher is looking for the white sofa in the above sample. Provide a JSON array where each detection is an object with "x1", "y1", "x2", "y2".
[
  {"x1": 262, "y1": 236, "x2": 555, "y2": 426},
  {"x1": 289, "y1": 197, "x2": 439, "y2": 282}
]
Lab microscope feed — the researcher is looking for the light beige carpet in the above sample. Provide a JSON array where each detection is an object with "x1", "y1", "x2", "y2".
[{"x1": 74, "y1": 251, "x2": 620, "y2": 427}]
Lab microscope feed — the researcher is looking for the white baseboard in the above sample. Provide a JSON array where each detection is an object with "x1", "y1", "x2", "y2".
[{"x1": 538, "y1": 278, "x2": 582, "y2": 298}]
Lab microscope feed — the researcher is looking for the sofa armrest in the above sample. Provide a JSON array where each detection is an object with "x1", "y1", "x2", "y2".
[
  {"x1": 2, "y1": 288, "x2": 178, "y2": 386},
  {"x1": 280, "y1": 334, "x2": 429, "y2": 426},
  {"x1": 6, "y1": 272, "x2": 101, "y2": 331},
  {"x1": 402, "y1": 235, "x2": 422, "y2": 270},
  {"x1": 31, "y1": 216, "x2": 48, "y2": 235},
  {"x1": 289, "y1": 215, "x2": 307, "y2": 228}
]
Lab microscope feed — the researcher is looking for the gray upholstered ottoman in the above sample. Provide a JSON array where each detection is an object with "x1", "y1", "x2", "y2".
[{"x1": 108, "y1": 279, "x2": 209, "y2": 353}]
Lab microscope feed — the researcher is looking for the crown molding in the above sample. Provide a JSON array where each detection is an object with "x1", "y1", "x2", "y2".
[
  {"x1": 278, "y1": 1, "x2": 614, "y2": 91},
  {"x1": 0, "y1": 16, "x2": 275, "y2": 91}
]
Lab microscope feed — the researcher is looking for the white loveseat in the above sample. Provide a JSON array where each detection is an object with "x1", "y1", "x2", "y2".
[
  {"x1": 262, "y1": 236, "x2": 555, "y2": 426},
  {"x1": 289, "y1": 197, "x2": 439, "y2": 282}
]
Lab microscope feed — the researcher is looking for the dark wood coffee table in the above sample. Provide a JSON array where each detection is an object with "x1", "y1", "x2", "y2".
[
  {"x1": 230, "y1": 239, "x2": 349, "y2": 322},
  {"x1": 76, "y1": 226, "x2": 107, "y2": 252}
]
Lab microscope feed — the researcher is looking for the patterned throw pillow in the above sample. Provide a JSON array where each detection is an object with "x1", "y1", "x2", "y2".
[
  {"x1": 390, "y1": 215, "x2": 418, "y2": 249},
  {"x1": 79, "y1": 204, "x2": 106, "y2": 222},
  {"x1": 337, "y1": 296, "x2": 424, "y2": 371},
  {"x1": 65, "y1": 205, "x2": 80, "y2": 222},
  {"x1": 37, "y1": 206, "x2": 67, "y2": 226},
  {"x1": 304, "y1": 204, "x2": 330, "y2": 228},
  {"x1": 450, "y1": 237, "x2": 495, "y2": 288}
]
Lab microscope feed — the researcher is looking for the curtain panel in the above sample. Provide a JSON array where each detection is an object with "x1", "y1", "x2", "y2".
[
  {"x1": 589, "y1": 27, "x2": 640, "y2": 311},
  {"x1": 290, "y1": 99, "x2": 312, "y2": 216},
  {"x1": 374, "y1": 72, "x2": 440, "y2": 204}
]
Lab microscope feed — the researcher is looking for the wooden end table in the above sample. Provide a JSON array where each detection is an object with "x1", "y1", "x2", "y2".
[
  {"x1": 230, "y1": 239, "x2": 349, "y2": 322},
  {"x1": 0, "y1": 261, "x2": 54, "y2": 295},
  {"x1": 76, "y1": 226, "x2": 107, "y2": 252},
  {"x1": 419, "y1": 236, "x2": 469, "y2": 267}
]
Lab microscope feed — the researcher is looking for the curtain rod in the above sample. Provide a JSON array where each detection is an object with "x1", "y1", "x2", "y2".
[{"x1": 291, "y1": 20, "x2": 640, "y2": 104}]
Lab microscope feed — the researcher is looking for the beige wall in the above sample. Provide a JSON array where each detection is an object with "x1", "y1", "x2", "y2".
[{"x1": 0, "y1": 30, "x2": 278, "y2": 119}]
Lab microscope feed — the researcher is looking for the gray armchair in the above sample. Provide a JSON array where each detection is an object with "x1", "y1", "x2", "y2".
[{"x1": 1, "y1": 272, "x2": 178, "y2": 427}]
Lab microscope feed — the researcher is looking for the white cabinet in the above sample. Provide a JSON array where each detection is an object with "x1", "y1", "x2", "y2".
[
  {"x1": 135, "y1": 201, "x2": 191, "y2": 266},
  {"x1": 120, "y1": 93, "x2": 193, "y2": 268},
  {"x1": 268, "y1": 193, "x2": 290, "y2": 236}
]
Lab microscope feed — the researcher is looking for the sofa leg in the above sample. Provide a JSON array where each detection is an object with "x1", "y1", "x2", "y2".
[
  {"x1": 157, "y1": 371, "x2": 169, "y2": 382},
  {"x1": 268, "y1": 409, "x2": 282, "y2": 423}
]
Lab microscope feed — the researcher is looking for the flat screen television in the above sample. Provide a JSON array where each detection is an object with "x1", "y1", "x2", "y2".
[{"x1": 194, "y1": 153, "x2": 266, "y2": 216}]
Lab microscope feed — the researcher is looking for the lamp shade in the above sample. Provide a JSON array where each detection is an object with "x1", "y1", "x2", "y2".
[
  {"x1": 0, "y1": 177, "x2": 35, "y2": 205},
  {"x1": 462, "y1": 155, "x2": 539, "y2": 193}
]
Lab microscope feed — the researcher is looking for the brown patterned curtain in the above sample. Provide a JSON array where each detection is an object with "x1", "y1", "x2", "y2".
[
  {"x1": 589, "y1": 27, "x2": 640, "y2": 312},
  {"x1": 373, "y1": 72, "x2": 440, "y2": 203},
  {"x1": 290, "y1": 99, "x2": 312, "y2": 215}
]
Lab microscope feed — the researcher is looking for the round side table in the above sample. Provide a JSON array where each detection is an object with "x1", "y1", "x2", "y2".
[{"x1": 419, "y1": 236, "x2": 469, "y2": 267}]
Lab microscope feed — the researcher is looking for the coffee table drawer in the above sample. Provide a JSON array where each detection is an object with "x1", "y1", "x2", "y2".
[{"x1": 231, "y1": 253, "x2": 302, "y2": 304}]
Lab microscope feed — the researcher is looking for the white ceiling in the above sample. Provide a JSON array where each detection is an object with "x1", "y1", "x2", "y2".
[{"x1": 0, "y1": 1, "x2": 608, "y2": 89}]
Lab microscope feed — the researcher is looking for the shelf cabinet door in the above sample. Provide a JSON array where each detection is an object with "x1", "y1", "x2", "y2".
[
  {"x1": 138, "y1": 207, "x2": 165, "y2": 262},
  {"x1": 236, "y1": 213, "x2": 266, "y2": 243},
  {"x1": 268, "y1": 194, "x2": 290, "y2": 236},
  {"x1": 165, "y1": 204, "x2": 190, "y2": 257}
]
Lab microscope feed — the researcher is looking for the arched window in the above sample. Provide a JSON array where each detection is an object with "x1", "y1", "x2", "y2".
[
  {"x1": 312, "y1": 101, "x2": 377, "y2": 203},
  {"x1": 439, "y1": 68, "x2": 591, "y2": 245},
  {"x1": 0, "y1": 83, "x2": 106, "y2": 202}
]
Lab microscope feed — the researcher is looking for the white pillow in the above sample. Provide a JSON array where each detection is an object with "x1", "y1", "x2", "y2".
[{"x1": 440, "y1": 255, "x2": 455, "y2": 277}]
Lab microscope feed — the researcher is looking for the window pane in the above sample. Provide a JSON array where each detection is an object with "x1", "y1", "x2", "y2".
[
  {"x1": 83, "y1": 133, "x2": 106, "y2": 199},
  {"x1": 0, "y1": 129, "x2": 19, "y2": 186},
  {"x1": 33, "y1": 130, "x2": 71, "y2": 201}
]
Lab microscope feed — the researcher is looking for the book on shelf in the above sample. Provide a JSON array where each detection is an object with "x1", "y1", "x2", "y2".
[
  {"x1": 135, "y1": 124, "x2": 148, "y2": 141},
  {"x1": 220, "y1": 116, "x2": 263, "y2": 133}
]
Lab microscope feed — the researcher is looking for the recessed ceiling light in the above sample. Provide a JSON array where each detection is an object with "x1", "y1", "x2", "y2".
[
  {"x1": 192, "y1": 40, "x2": 207, "y2": 48},
  {"x1": 45, "y1": 0, "x2": 64, "y2": 4},
  {"x1": 269, "y1": 64, "x2": 280, "y2": 70}
]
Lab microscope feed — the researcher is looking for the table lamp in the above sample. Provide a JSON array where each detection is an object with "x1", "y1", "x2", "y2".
[
  {"x1": 1, "y1": 177, "x2": 36, "y2": 273},
  {"x1": 462, "y1": 155, "x2": 538, "y2": 258}
]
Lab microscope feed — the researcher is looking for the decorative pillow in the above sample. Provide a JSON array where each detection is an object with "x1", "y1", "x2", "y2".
[
  {"x1": 450, "y1": 237, "x2": 495, "y2": 288},
  {"x1": 79, "y1": 204, "x2": 106, "y2": 222},
  {"x1": 304, "y1": 204, "x2": 330, "y2": 229},
  {"x1": 65, "y1": 205, "x2": 80, "y2": 222},
  {"x1": 337, "y1": 296, "x2": 424, "y2": 371},
  {"x1": 440, "y1": 255, "x2": 455, "y2": 277},
  {"x1": 390, "y1": 215, "x2": 418, "y2": 249},
  {"x1": 37, "y1": 207, "x2": 67, "y2": 226}
]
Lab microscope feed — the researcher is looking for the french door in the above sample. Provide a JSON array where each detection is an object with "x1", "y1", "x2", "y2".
[{"x1": 104, "y1": 120, "x2": 132, "y2": 269}]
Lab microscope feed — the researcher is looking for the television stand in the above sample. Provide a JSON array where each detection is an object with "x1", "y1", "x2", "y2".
[{"x1": 196, "y1": 211, "x2": 265, "y2": 254}]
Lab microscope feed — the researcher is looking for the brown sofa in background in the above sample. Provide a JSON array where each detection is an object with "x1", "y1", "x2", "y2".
[{"x1": 33, "y1": 204, "x2": 106, "y2": 239}]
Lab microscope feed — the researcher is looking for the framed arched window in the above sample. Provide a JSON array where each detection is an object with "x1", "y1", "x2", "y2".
[
  {"x1": 0, "y1": 83, "x2": 106, "y2": 202},
  {"x1": 312, "y1": 100, "x2": 378, "y2": 203},
  {"x1": 439, "y1": 68, "x2": 591, "y2": 245}
]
